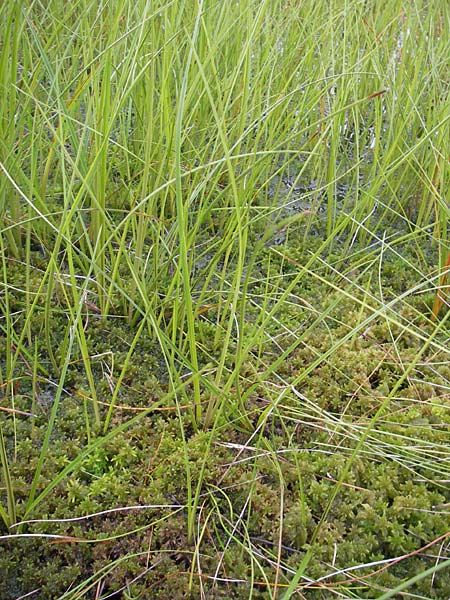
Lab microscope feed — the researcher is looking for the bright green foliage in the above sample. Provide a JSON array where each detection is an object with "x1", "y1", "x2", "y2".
[{"x1": 1, "y1": 0, "x2": 450, "y2": 598}]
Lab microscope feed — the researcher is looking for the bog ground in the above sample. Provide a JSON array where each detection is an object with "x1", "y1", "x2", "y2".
[{"x1": 1, "y1": 1, "x2": 450, "y2": 598}]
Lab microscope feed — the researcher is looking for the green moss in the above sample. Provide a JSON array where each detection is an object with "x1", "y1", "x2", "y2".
[{"x1": 2, "y1": 236, "x2": 450, "y2": 599}]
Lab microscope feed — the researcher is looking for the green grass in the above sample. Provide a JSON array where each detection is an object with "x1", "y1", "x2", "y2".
[{"x1": 1, "y1": 0, "x2": 450, "y2": 598}]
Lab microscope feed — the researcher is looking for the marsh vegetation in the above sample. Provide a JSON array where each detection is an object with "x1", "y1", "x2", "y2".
[{"x1": 1, "y1": 0, "x2": 450, "y2": 598}]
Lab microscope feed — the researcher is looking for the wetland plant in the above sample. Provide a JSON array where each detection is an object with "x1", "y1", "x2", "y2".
[{"x1": 1, "y1": 0, "x2": 449, "y2": 597}]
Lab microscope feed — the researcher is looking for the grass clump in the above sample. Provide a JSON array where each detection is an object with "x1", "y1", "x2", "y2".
[{"x1": 1, "y1": 0, "x2": 450, "y2": 598}]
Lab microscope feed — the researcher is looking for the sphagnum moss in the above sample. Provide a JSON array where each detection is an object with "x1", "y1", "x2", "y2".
[
  {"x1": 2, "y1": 0, "x2": 450, "y2": 598},
  {"x1": 1, "y1": 240, "x2": 450, "y2": 599}
]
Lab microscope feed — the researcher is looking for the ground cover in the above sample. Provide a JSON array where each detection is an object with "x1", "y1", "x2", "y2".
[{"x1": 1, "y1": 0, "x2": 450, "y2": 598}]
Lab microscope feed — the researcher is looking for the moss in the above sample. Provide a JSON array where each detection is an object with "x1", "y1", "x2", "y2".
[{"x1": 2, "y1": 239, "x2": 450, "y2": 599}]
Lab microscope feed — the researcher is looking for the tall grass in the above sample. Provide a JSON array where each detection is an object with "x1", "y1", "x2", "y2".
[{"x1": 1, "y1": 0, "x2": 450, "y2": 597}]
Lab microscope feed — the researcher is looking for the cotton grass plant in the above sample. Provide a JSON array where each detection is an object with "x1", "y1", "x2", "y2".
[{"x1": 1, "y1": 0, "x2": 450, "y2": 597}]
